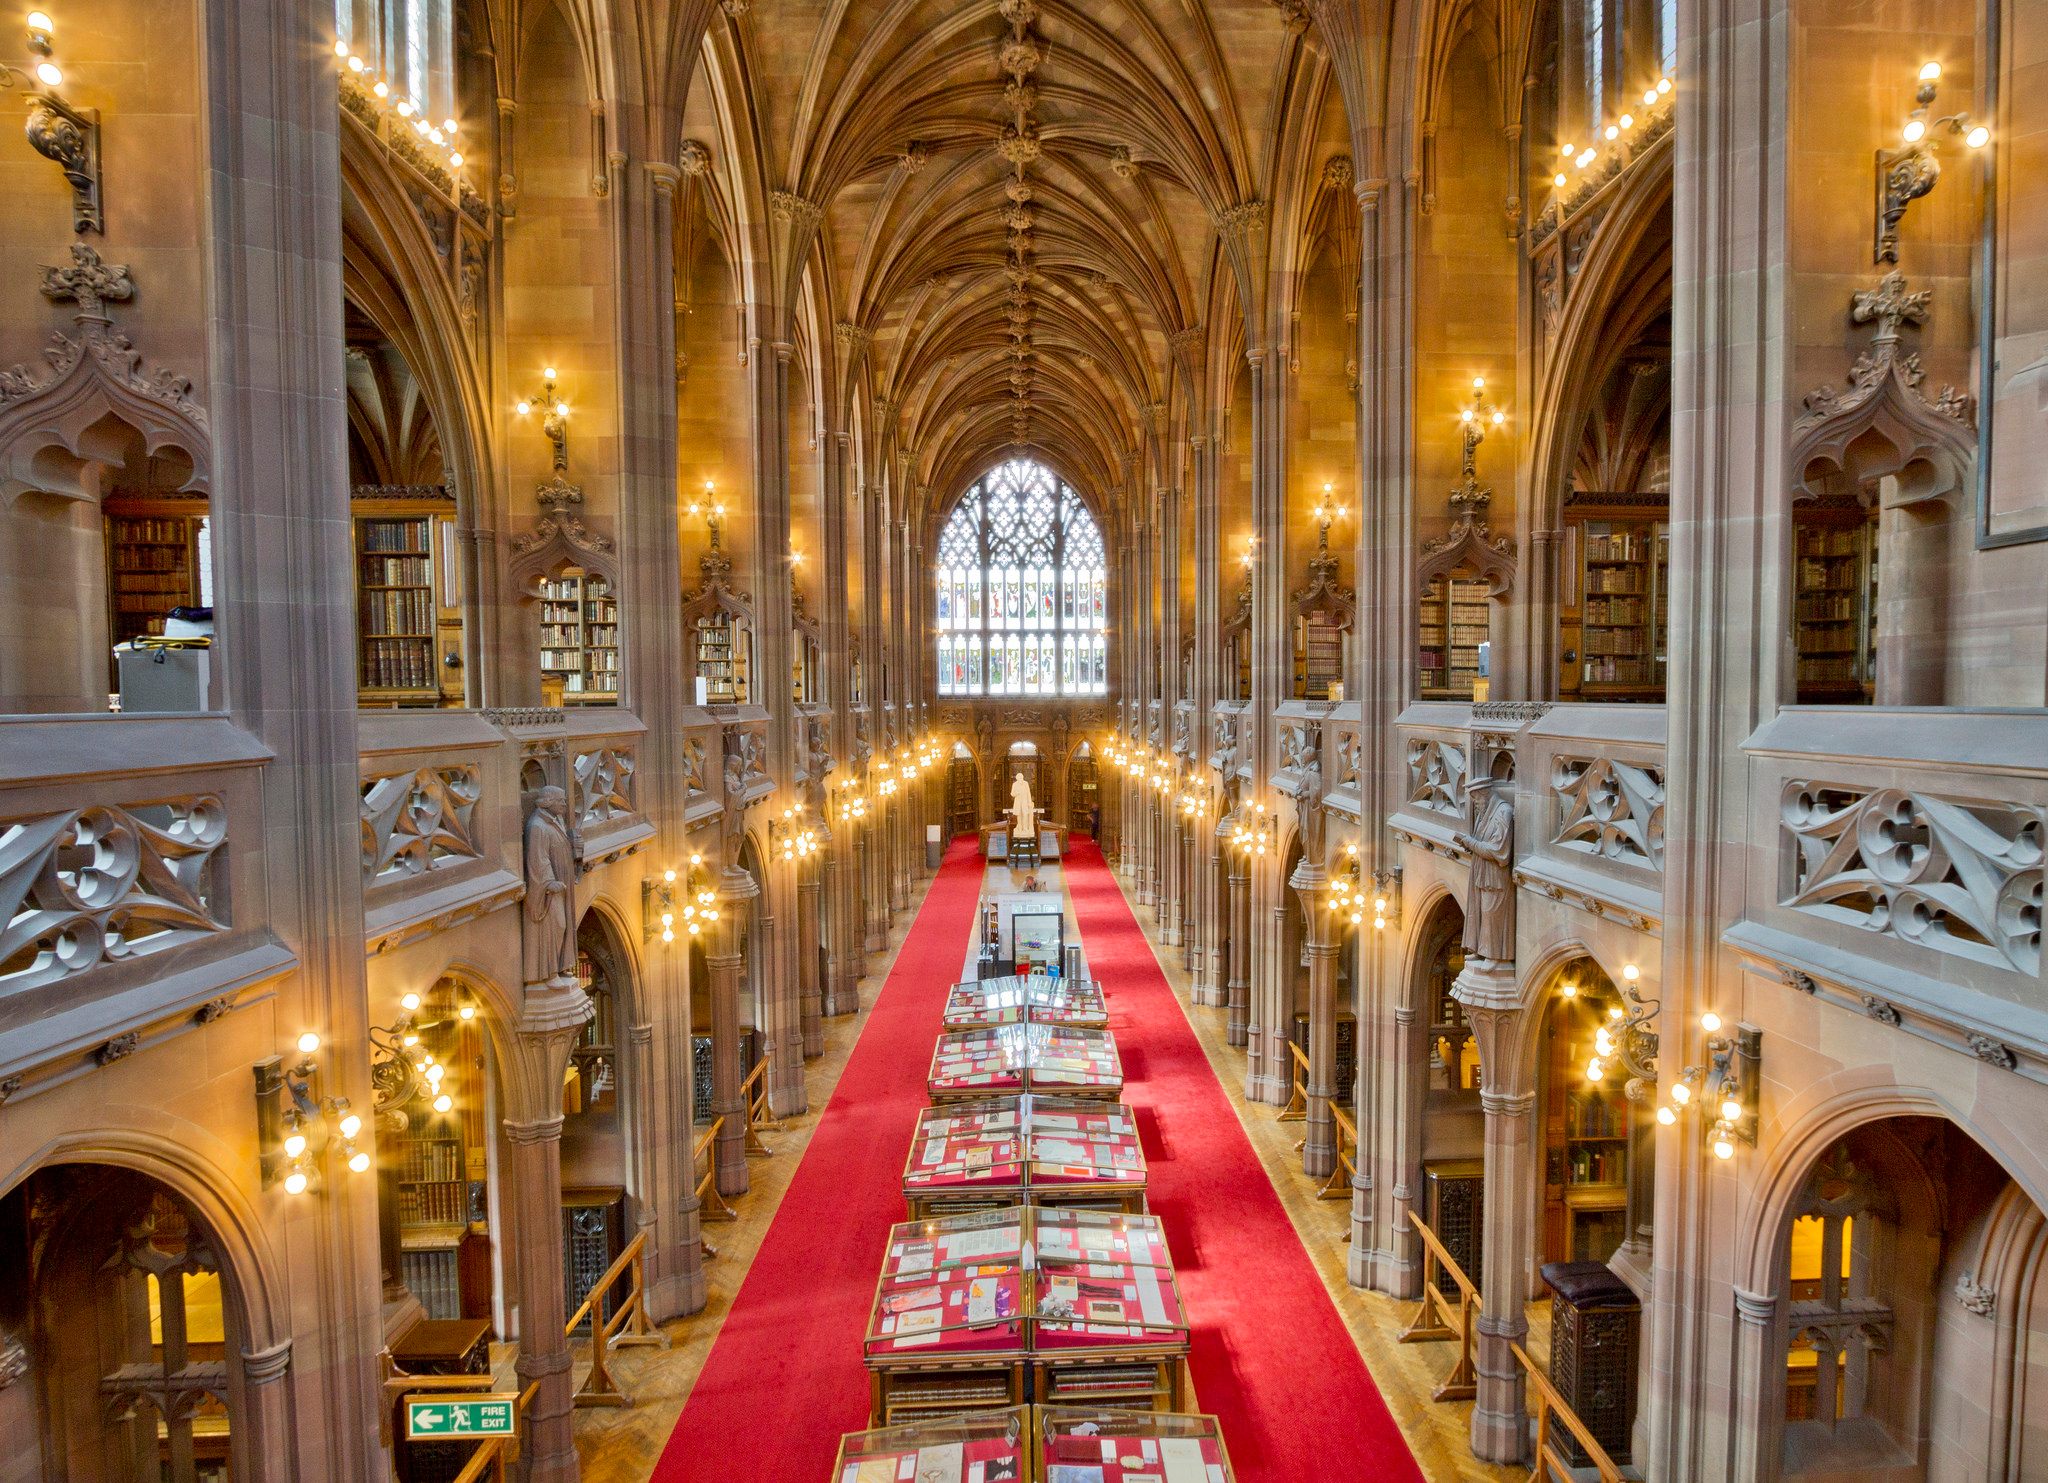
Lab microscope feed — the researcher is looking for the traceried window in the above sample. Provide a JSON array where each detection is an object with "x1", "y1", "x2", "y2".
[{"x1": 935, "y1": 459, "x2": 1107, "y2": 697}]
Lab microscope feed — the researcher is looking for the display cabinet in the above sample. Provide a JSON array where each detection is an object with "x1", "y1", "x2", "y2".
[
  {"x1": 902, "y1": 1094, "x2": 1147, "y2": 1221},
  {"x1": 927, "y1": 1025, "x2": 1124, "y2": 1102},
  {"x1": 862, "y1": 1208, "x2": 1190, "y2": 1425},
  {"x1": 832, "y1": 1406, "x2": 1029, "y2": 1483},
  {"x1": 943, "y1": 975, "x2": 1109, "y2": 1030},
  {"x1": 1036, "y1": 1407, "x2": 1236, "y2": 1483}
]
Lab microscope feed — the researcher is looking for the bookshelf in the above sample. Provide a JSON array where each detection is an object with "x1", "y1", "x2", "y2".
[
  {"x1": 1293, "y1": 613, "x2": 1346, "y2": 700},
  {"x1": 355, "y1": 512, "x2": 439, "y2": 701},
  {"x1": 539, "y1": 567, "x2": 621, "y2": 704},
  {"x1": 1792, "y1": 501, "x2": 1877, "y2": 702},
  {"x1": 1418, "y1": 572, "x2": 1492, "y2": 701},
  {"x1": 105, "y1": 508, "x2": 202, "y2": 648},
  {"x1": 1543, "y1": 984, "x2": 1632, "y2": 1270},
  {"x1": 1564, "y1": 498, "x2": 1669, "y2": 701},
  {"x1": 692, "y1": 612, "x2": 752, "y2": 704}
]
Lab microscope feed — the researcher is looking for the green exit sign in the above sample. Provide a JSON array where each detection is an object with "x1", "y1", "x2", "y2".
[{"x1": 404, "y1": 1393, "x2": 520, "y2": 1441}]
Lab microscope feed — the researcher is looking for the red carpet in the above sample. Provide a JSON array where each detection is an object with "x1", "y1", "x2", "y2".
[
  {"x1": 1061, "y1": 838, "x2": 1424, "y2": 1483},
  {"x1": 651, "y1": 837, "x2": 985, "y2": 1482}
]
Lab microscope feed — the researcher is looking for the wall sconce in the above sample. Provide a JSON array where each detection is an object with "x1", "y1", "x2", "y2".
[
  {"x1": 1178, "y1": 779, "x2": 1209, "y2": 820},
  {"x1": 687, "y1": 480, "x2": 728, "y2": 548},
  {"x1": 1458, "y1": 378, "x2": 1507, "y2": 479},
  {"x1": 1633, "y1": 966, "x2": 1761, "y2": 1160},
  {"x1": 255, "y1": 1032, "x2": 370, "y2": 1194},
  {"x1": 1876, "y1": 61, "x2": 1990, "y2": 262},
  {"x1": 1310, "y1": 483, "x2": 1349, "y2": 554},
  {"x1": 516, "y1": 366, "x2": 570, "y2": 471},
  {"x1": 368, "y1": 993, "x2": 458, "y2": 1120},
  {"x1": 2, "y1": 10, "x2": 102, "y2": 234},
  {"x1": 835, "y1": 777, "x2": 869, "y2": 826},
  {"x1": 1231, "y1": 800, "x2": 1274, "y2": 858},
  {"x1": 774, "y1": 805, "x2": 819, "y2": 862},
  {"x1": 643, "y1": 867, "x2": 678, "y2": 945},
  {"x1": 649, "y1": 853, "x2": 720, "y2": 940}
]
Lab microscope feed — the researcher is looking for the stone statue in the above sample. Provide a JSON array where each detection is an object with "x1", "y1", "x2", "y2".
[
  {"x1": 1009, "y1": 770, "x2": 1038, "y2": 840},
  {"x1": 1453, "y1": 777, "x2": 1515, "y2": 964},
  {"x1": 522, "y1": 786, "x2": 579, "y2": 984}
]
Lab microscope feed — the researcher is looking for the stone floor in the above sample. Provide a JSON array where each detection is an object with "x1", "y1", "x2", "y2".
[{"x1": 568, "y1": 855, "x2": 1524, "y2": 1482}]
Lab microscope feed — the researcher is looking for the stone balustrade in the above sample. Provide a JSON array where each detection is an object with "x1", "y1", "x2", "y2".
[
  {"x1": 1725, "y1": 707, "x2": 2048, "y2": 1074},
  {"x1": 1513, "y1": 704, "x2": 1668, "y2": 934}
]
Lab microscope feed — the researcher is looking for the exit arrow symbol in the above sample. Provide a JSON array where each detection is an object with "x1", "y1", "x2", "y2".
[{"x1": 415, "y1": 1407, "x2": 448, "y2": 1431}]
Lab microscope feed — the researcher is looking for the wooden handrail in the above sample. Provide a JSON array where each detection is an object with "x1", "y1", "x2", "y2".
[
  {"x1": 1514, "y1": 1342, "x2": 1627, "y2": 1482},
  {"x1": 1398, "y1": 1211, "x2": 1480, "y2": 1402},
  {"x1": 741, "y1": 1054, "x2": 778, "y2": 1155},
  {"x1": 568, "y1": 1230, "x2": 669, "y2": 1408},
  {"x1": 1320, "y1": 1102, "x2": 1358, "y2": 1205},
  {"x1": 693, "y1": 1115, "x2": 736, "y2": 1231},
  {"x1": 1277, "y1": 1039, "x2": 1309, "y2": 1125}
]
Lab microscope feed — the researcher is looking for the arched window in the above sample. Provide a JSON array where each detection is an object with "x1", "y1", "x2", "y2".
[{"x1": 934, "y1": 459, "x2": 1107, "y2": 696}]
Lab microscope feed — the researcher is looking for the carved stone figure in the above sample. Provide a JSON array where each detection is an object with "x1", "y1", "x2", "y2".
[
  {"x1": 1010, "y1": 771, "x2": 1038, "y2": 840},
  {"x1": 522, "y1": 786, "x2": 578, "y2": 984},
  {"x1": 1453, "y1": 777, "x2": 1516, "y2": 964}
]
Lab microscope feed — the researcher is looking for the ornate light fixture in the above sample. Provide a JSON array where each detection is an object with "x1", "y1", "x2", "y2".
[
  {"x1": 1875, "y1": 61, "x2": 1990, "y2": 262},
  {"x1": 332, "y1": 37, "x2": 465, "y2": 173},
  {"x1": 835, "y1": 776, "x2": 869, "y2": 826},
  {"x1": 687, "y1": 480, "x2": 728, "y2": 546},
  {"x1": 515, "y1": 366, "x2": 571, "y2": 471},
  {"x1": 2, "y1": 10, "x2": 102, "y2": 234},
  {"x1": 1231, "y1": 800, "x2": 1275, "y2": 858},
  {"x1": 255, "y1": 1031, "x2": 370, "y2": 1195},
  {"x1": 1582, "y1": 960, "x2": 1762, "y2": 1162},
  {"x1": 649, "y1": 852, "x2": 720, "y2": 940},
  {"x1": 774, "y1": 805, "x2": 820, "y2": 862},
  {"x1": 1551, "y1": 73, "x2": 1672, "y2": 191}
]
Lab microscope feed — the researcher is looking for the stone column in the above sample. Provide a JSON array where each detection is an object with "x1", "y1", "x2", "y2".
[
  {"x1": 708, "y1": 869, "x2": 756, "y2": 1197},
  {"x1": 798, "y1": 863, "x2": 824, "y2": 1056},
  {"x1": 861, "y1": 824, "x2": 887, "y2": 951},
  {"x1": 1293, "y1": 869, "x2": 1338, "y2": 1177},
  {"x1": 504, "y1": 977, "x2": 595, "y2": 1482},
  {"x1": 1456, "y1": 966, "x2": 1530, "y2": 1464},
  {"x1": 231, "y1": 1339, "x2": 293, "y2": 1483},
  {"x1": 1226, "y1": 848, "x2": 1251, "y2": 1046}
]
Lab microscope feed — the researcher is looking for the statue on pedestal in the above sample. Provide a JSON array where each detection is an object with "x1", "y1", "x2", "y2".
[
  {"x1": 522, "y1": 786, "x2": 579, "y2": 985},
  {"x1": 1009, "y1": 771, "x2": 1038, "y2": 842},
  {"x1": 1453, "y1": 777, "x2": 1515, "y2": 965}
]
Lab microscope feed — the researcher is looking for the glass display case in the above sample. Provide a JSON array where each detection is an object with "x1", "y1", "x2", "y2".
[
  {"x1": 1036, "y1": 1407, "x2": 1236, "y2": 1483},
  {"x1": 903, "y1": 1094, "x2": 1147, "y2": 1220},
  {"x1": 832, "y1": 1407, "x2": 1030, "y2": 1483},
  {"x1": 927, "y1": 1025, "x2": 1124, "y2": 1102},
  {"x1": 943, "y1": 976, "x2": 1109, "y2": 1030}
]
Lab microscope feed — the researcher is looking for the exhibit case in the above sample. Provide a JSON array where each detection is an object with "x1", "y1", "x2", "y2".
[
  {"x1": 903, "y1": 1095, "x2": 1148, "y2": 1220},
  {"x1": 1036, "y1": 1407, "x2": 1235, "y2": 1482},
  {"x1": 862, "y1": 1208, "x2": 1190, "y2": 1425},
  {"x1": 831, "y1": 1405, "x2": 1030, "y2": 1482},
  {"x1": 943, "y1": 976, "x2": 1110, "y2": 1030},
  {"x1": 928, "y1": 1026, "x2": 1124, "y2": 1102}
]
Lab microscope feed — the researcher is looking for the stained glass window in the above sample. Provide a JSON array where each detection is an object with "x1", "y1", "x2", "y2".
[{"x1": 933, "y1": 458, "x2": 1108, "y2": 696}]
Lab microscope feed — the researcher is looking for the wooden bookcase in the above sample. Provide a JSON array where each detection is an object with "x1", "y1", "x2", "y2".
[
  {"x1": 539, "y1": 567, "x2": 620, "y2": 704},
  {"x1": 105, "y1": 506, "x2": 203, "y2": 649},
  {"x1": 1292, "y1": 612, "x2": 1346, "y2": 700},
  {"x1": 692, "y1": 612, "x2": 752, "y2": 704},
  {"x1": 1418, "y1": 572, "x2": 1492, "y2": 701},
  {"x1": 1562, "y1": 496, "x2": 1669, "y2": 701},
  {"x1": 355, "y1": 511, "x2": 439, "y2": 701},
  {"x1": 1792, "y1": 501, "x2": 1877, "y2": 702},
  {"x1": 1543, "y1": 991, "x2": 1631, "y2": 1270}
]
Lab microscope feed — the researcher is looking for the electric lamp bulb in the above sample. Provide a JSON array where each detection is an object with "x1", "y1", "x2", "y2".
[
  {"x1": 1644, "y1": 88, "x2": 1659, "y2": 105},
  {"x1": 459, "y1": 1002, "x2": 476, "y2": 1020},
  {"x1": 348, "y1": 55, "x2": 365, "y2": 71},
  {"x1": 284, "y1": 1170, "x2": 309, "y2": 1195},
  {"x1": 1622, "y1": 963, "x2": 1639, "y2": 981},
  {"x1": 402, "y1": 1033, "x2": 419, "y2": 1048},
  {"x1": 448, "y1": 150, "x2": 465, "y2": 167},
  {"x1": 1671, "y1": 1081, "x2": 1691, "y2": 1105},
  {"x1": 297, "y1": 1031, "x2": 321, "y2": 1055},
  {"x1": 338, "y1": 1113, "x2": 362, "y2": 1140},
  {"x1": 544, "y1": 365, "x2": 557, "y2": 381},
  {"x1": 1585, "y1": 1059, "x2": 1605, "y2": 1082},
  {"x1": 372, "y1": 79, "x2": 388, "y2": 98},
  {"x1": 333, "y1": 39, "x2": 349, "y2": 57},
  {"x1": 1595, "y1": 1028, "x2": 1614, "y2": 1056},
  {"x1": 445, "y1": 118, "x2": 459, "y2": 134},
  {"x1": 1700, "y1": 1010, "x2": 1722, "y2": 1033},
  {"x1": 1559, "y1": 141, "x2": 1574, "y2": 157},
  {"x1": 283, "y1": 1130, "x2": 308, "y2": 1158},
  {"x1": 426, "y1": 1063, "x2": 444, "y2": 1084},
  {"x1": 433, "y1": 1094, "x2": 453, "y2": 1114},
  {"x1": 396, "y1": 98, "x2": 413, "y2": 116},
  {"x1": 1608, "y1": 1005, "x2": 1624, "y2": 1021},
  {"x1": 1619, "y1": 113, "x2": 1634, "y2": 129},
  {"x1": 1966, "y1": 124, "x2": 1989, "y2": 148},
  {"x1": 1656, "y1": 1105, "x2": 1677, "y2": 1126},
  {"x1": 348, "y1": 1149, "x2": 372, "y2": 1174},
  {"x1": 553, "y1": 401, "x2": 568, "y2": 417},
  {"x1": 1492, "y1": 411, "x2": 1505, "y2": 426},
  {"x1": 662, "y1": 927, "x2": 675, "y2": 943},
  {"x1": 1604, "y1": 125, "x2": 1619, "y2": 140},
  {"x1": 1919, "y1": 61, "x2": 1942, "y2": 81},
  {"x1": 1902, "y1": 118, "x2": 1927, "y2": 143},
  {"x1": 401, "y1": 991, "x2": 422, "y2": 1011},
  {"x1": 1713, "y1": 1134, "x2": 1735, "y2": 1161},
  {"x1": 1722, "y1": 1097, "x2": 1744, "y2": 1122},
  {"x1": 1578, "y1": 149, "x2": 1596, "y2": 167},
  {"x1": 1657, "y1": 77, "x2": 1671, "y2": 93},
  {"x1": 33, "y1": 60, "x2": 58, "y2": 87},
  {"x1": 1561, "y1": 983, "x2": 1578, "y2": 999},
  {"x1": 516, "y1": 399, "x2": 531, "y2": 415}
]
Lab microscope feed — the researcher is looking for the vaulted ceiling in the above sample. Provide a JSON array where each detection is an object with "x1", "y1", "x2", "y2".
[{"x1": 685, "y1": 0, "x2": 1341, "y2": 533}]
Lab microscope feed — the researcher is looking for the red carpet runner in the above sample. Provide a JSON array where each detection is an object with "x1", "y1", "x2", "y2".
[
  {"x1": 651, "y1": 837, "x2": 985, "y2": 1482},
  {"x1": 1061, "y1": 838, "x2": 1423, "y2": 1482}
]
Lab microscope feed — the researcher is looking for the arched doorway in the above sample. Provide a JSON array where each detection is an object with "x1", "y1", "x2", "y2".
[
  {"x1": 1, "y1": 1166, "x2": 249, "y2": 1481},
  {"x1": 561, "y1": 910, "x2": 635, "y2": 1326}
]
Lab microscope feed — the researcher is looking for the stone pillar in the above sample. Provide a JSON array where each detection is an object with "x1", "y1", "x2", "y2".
[
  {"x1": 1226, "y1": 850, "x2": 1251, "y2": 1047},
  {"x1": 708, "y1": 869, "x2": 755, "y2": 1197},
  {"x1": 1457, "y1": 966, "x2": 1530, "y2": 1464},
  {"x1": 798, "y1": 864, "x2": 824, "y2": 1056},
  {"x1": 231, "y1": 1339, "x2": 293, "y2": 1483},
  {"x1": 1294, "y1": 877, "x2": 1338, "y2": 1178},
  {"x1": 861, "y1": 825, "x2": 886, "y2": 951},
  {"x1": 504, "y1": 977, "x2": 595, "y2": 1483}
]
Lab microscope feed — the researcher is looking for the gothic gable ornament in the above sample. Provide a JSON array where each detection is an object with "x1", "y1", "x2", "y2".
[
  {"x1": 509, "y1": 473, "x2": 618, "y2": 596},
  {"x1": 1791, "y1": 270, "x2": 1975, "y2": 506}
]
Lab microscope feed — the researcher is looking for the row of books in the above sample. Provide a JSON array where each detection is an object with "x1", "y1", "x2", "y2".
[
  {"x1": 360, "y1": 519, "x2": 430, "y2": 553},
  {"x1": 361, "y1": 588, "x2": 435, "y2": 635},
  {"x1": 361, "y1": 636, "x2": 437, "y2": 691},
  {"x1": 361, "y1": 554, "x2": 432, "y2": 586}
]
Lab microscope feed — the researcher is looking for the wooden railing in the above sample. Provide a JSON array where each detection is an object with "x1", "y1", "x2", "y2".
[
  {"x1": 1320, "y1": 1102, "x2": 1357, "y2": 1205},
  {"x1": 694, "y1": 1115, "x2": 734, "y2": 1252},
  {"x1": 1277, "y1": 1040, "x2": 1309, "y2": 1129},
  {"x1": 1515, "y1": 1342, "x2": 1627, "y2": 1482},
  {"x1": 440, "y1": 1383, "x2": 538, "y2": 1483},
  {"x1": 568, "y1": 1230, "x2": 669, "y2": 1408},
  {"x1": 741, "y1": 1054, "x2": 778, "y2": 1156},
  {"x1": 1397, "y1": 1211, "x2": 1479, "y2": 1402}
]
